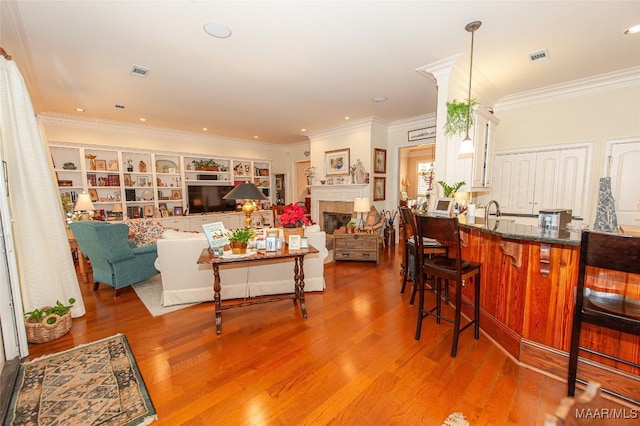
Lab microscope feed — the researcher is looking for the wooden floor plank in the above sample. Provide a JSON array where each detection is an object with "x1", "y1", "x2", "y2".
[{"x1": 24, "y1": 242, "x2": 632, "y2": 425}]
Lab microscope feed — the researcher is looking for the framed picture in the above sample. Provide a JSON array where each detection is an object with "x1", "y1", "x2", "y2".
[
  {"x1": 174, "y1": 206, "x2": 183, "y2": 216},
  {"x1": 143, "y1": 205, "x2": 154, "y2": 217},
  {"x1": 138, "y1": 176, "x2": 148, "y2": 186},
  {"x1": 288, "y1": 234, "x2": 301, "y2": 249},
  {"x1": 374, "y1": 148, "x2": 386, "y2": 174},
  {"x1": 408, "y1": 127, "x2": 436, "y2": 142},
  {"x1": 171, "y1": 189, "x2": 182, "y2": 200},
  {"x1": 373, "y1": 176, "x2": 386, "y2": 201},
  {"x1": 107, "y1": 160, "x2": 119, "y2": 171},
  {"x1": 265, "y1": 236, "x2": 277, "y2": 252},
  {"x1": 325, "y1": 148, "x2": 350, "y2": 176},
  {"x1": 275, "y1": 177, "x2": 282, "y2": 190},
  {"x1": 95, "y1": 159, "x2": 107, "y2": 171},
  {"x1": 89, "y1": 189, "x2": 99, "y2": 202}
]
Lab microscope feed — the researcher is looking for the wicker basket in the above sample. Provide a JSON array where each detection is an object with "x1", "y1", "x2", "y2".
[{"x1": 25, "y1": 308, "x2": 72, "y2": 344}]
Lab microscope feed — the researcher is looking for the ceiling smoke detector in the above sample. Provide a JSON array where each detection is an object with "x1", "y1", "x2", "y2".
[
  {"x1": 528, "y1": 49, "x2": 549, "y2": 63},
  {"x1": 131, "y1": 65, "x2": 150, "y2": 77}
]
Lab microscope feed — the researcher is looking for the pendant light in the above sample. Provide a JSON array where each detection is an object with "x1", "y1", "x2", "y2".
[{"x1": 459, "y1": 20, "x2": 481, "y2": 155}]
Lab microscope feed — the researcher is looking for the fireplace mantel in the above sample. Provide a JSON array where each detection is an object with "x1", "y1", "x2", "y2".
[{"x1": 310, "y1": 184, "x2": 369, "y2": 225}]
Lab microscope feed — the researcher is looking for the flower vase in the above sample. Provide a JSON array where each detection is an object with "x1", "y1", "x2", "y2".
[
  {"x1": 283, "y1": 227, "x2": 304, "y2": 245},
  {"x1": 230, "y1": 241, "x2": 247, "y2": 254}
]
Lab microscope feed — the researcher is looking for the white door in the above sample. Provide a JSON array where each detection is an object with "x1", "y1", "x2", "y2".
[
  {"x1": 556, "y1": 148, "x2": 587, "y2": 218},
  {"x1": 533, "y1": 151, "x2": 560, "y2": 213},
  {"x1": 608, "y1": 140, "x2": 640, "y2": 225},
  {"x1": 492, "y1": 153, "x2": 536, "y2": 214}
]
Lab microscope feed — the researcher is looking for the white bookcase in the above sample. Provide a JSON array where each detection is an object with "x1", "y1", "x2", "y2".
[{"x1": 51, "y1": 143, "x2": 271, "y2": 220}]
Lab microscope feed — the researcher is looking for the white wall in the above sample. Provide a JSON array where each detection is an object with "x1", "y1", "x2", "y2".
[
  {"x1": 39, "y1": 114, "x2": 292, "y2": 172},
  {"x1": 493, "y1": 84, "x2": 640, "y2": 223}
]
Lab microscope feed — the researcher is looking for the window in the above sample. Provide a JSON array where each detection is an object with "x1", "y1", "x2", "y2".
[{"x1": 417, "y1": 162, "x2": 434, "y2": 195}]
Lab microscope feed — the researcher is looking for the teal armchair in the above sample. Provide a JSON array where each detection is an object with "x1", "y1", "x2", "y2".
[{"x1": 69, "y1": 221, "x2": 158, "y2": 296}]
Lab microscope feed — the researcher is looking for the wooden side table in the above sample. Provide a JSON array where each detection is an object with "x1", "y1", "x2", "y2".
[
  {"x1": 67, "y1": 228, "x2": 89, "y2": 284},
  {"x1": 333, "y1": 228, "x2": 380, "y2": 263}
]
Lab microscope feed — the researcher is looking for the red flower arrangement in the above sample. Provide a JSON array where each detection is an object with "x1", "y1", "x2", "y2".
[{"x1": 279, "y1": 204, "x2": 313, "y2": 228}]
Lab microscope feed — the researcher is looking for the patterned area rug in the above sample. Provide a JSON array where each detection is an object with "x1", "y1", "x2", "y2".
[
  {"x1": 6, "y1": 334, "x2": 156, "y2": 426},
  {"x1": 132, "y1": 274, "x2": 196, "y2": 317}
]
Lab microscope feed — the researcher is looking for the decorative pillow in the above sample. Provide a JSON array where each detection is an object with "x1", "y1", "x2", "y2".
[
  {"x1": 124, "y1": 219, "x2": 166, "y2": 247},
  {"x1": 365, "y1": 206, "x2": 383, "y2": 229}
]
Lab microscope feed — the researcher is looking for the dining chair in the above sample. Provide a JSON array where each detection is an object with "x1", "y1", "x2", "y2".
[
  {"x1": 398, "y1": 206, "x2": 447, "y2": 304},
  {"x1": 414, "y1": 214, "x2": 481, "y2": 357},
  {"x1": 567, "y1": 229, "x2": 640, "y2": 404}
]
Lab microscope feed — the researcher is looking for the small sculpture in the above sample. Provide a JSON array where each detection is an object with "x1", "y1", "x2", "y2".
[
  {"x1": 85, "y1": 154, "x2": 97, "y2": 170},
  {"x1": 139, "y1": 160, "x2": 147, "y2": 172},
  {"x1": 354, "y1": 159, "x2": 366, "y2": 184}
]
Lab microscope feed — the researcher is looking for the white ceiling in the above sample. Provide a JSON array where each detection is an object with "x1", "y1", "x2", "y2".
[{"x1": 2, "y1": 1, "x2": 639, "y2": 145}]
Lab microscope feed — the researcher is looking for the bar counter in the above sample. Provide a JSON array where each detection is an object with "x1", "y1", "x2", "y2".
[{"x1": 417, "y1": 213, "x2": 639, "y2": 401}]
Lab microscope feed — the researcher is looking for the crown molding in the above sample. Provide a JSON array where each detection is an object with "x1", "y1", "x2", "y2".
[
  {"x1": 306, "y1": 116, "x2": 390, "y2": 140},
  {"x1": 389, "y1": 113, "x2": 436, "y2": 130},
  {"x1": 495, "y1": 67, "x2": 640, "y2": 112},
  {"x1": 37, "y1": 112, "x2": 292, "y2": 151}
]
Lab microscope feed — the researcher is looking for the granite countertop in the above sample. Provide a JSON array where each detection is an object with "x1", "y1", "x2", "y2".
[{"x1": 456, "y1": 215, "x2": 581, "y2": 246}]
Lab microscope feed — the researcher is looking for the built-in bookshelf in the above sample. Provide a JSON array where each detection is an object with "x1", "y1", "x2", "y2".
[{"x1": 51, "y1": 143, "x2": 271, "y2": 220}]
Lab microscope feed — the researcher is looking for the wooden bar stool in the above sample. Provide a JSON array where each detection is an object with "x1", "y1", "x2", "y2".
[
  {"x1": 567, "y1": 229, "x2": 640, "y2": 405},
  {"x1": 414, "y1": 214, "x2": 481, "y2": 357},
  {"x1": 398, "y1": 207, "x2": 447, "y2": 305}
]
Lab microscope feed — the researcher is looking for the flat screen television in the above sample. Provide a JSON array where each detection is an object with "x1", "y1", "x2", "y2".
[{"x1": 187, "y1": 184, "x2": 237, "y2": 213}]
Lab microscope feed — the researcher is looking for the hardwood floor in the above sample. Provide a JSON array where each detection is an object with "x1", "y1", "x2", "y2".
[{"x1": 26, "y1": 244, "x2": 632, "y2": 425}]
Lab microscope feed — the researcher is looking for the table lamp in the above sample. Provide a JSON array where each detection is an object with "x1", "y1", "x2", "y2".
[
  {"x1": 223, "y1": 182, "x2": 269, "y2": 228},
  {"x1": 74, "y1": 192, "x2": 96, "y2": 220},
  {"x1": 353, "y1": 197, "x2": 370, "y2": 231},
  {"x1": 111, "y1": 202, "x2": 123, "y2": 221}
]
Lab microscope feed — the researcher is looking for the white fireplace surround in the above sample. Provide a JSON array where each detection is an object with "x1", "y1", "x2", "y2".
[{"x1": 311, "y1": 184, "x2": 369, "y2": 231}]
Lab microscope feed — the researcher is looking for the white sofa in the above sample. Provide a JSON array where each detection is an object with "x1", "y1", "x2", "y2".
[{"x1": 155, "y1": 226, "x2": 328, "y2": 306}]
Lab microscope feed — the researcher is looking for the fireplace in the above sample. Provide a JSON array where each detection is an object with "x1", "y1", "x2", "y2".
[
  {"x1": 317, "y1": 201, "x2": 354, "y2": 233},
  {"x1": 323, "y1": 212, "x2": 354, "y2": 234}
]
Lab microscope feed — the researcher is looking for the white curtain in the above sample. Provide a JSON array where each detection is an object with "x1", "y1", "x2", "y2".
[{"x1": 0, "y1": 56, "x2": 85, "y2": 318}]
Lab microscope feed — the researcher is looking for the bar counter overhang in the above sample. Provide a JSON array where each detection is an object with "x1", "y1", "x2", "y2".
[{"x1": 418, "y1": 213, "x2": 639, "y2": 403}]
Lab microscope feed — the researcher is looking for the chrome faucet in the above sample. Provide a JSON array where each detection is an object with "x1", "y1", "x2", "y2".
[{"x1": 485, "y1": 200, "x2": 501, "y2": 223}]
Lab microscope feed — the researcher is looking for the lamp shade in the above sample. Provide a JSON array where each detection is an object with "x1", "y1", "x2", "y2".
[
  {"x1": 74, "y1": 192, "x2": 96, "y2": 211},
  {"x1": 223, "y1": 182, "x2": 268, "y2": 201},
  {"x1": 353, "y1": 197, "x2": 370, "y2": 213}
]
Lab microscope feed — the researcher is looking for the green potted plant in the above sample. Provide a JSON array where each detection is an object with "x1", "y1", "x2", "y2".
[
  {"x1": 346, "y1": 220, "x2": 357, "y2": 234},
  {"x1": 24, "y1": 298, "x2": 76, "y2": 344},
  {"x1": 438, "y1": 180, "x2": 466, "y2": 198},
  {"x1": 227, "y1": 228, "x2": 256, "y2": 254},
  {"x1": 444, "y1": 99, "x2": 477, "y2": 137}
]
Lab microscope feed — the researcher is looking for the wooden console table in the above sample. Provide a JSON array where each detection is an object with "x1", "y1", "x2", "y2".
[
  {"x1": 197, "y1": 245, "x2": 319, "y2": 334},
  {"x1": 333, "y1": 228, "x2": 380, "y2": 263},
  {"x1": 67, "y1": 228, "x2": 89, "y2": 284}
]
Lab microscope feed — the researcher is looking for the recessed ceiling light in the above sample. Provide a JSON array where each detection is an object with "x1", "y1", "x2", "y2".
[
  {"x1": 301, "y1": 128, "x2": 306, "y2": 132},
  {"x1": 74, "y1": 108, "x2": 85, "y2": 112},
  {"x1": 139, "y1": 118, "x2": 146, "y2": 122},
  {"x1": 372, "y1": 96, "x2": 387, "y2": 102},
  {"x1": 624, "y1": 24, "x2": 640, "y2": 35},
  {"x1": 254, "y1": 136, "x2": 259, "y2": 139},
  {"x1": 204, "y1": 22, "x2": 232, "y2": 38},
  {"x1": 344, "y1": 116, "x2": 350, "y2": 120},
  {"x1": 202, "y1": 127, "x2": 208, "y2": 131}
]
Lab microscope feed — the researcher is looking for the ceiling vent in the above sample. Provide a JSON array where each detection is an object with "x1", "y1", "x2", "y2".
[
  {"x1": 528, "y1": 49, "x2": 549, "y2": 63},
  {"x1": 130, "y1": 65, "x2": 150, "y2": 77}
]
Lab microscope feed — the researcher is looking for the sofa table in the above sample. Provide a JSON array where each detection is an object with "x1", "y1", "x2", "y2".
[
  {"x1": 333, "y1": 228, "x2": 380, "y2": 263},
  {"x1": 197, "y1": 245, "x2": 319, "y2": 334}
]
